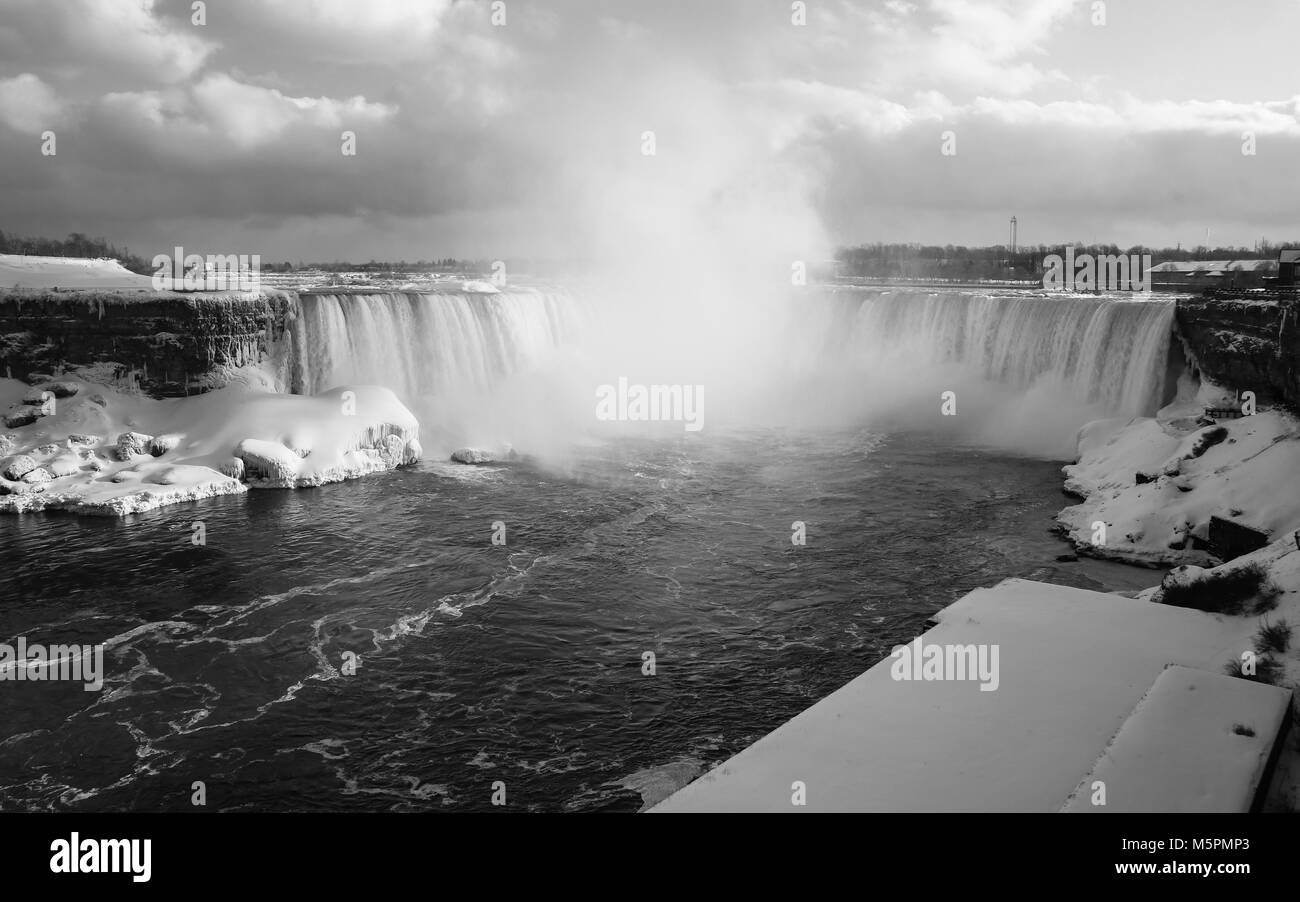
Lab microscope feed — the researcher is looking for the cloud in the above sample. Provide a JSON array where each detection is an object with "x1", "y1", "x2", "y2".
[
  {"x1": 964, "y1": 95, "x2": 1300, "y2": 136},
  {"x1": 0, "y1": 0, "x2": 215, "y2": 84},
  {"x1": 216, "y1": 0, "x2": 458, "y2": 64},
  {"x1": 0, "y1": 0, "x2": 1297, "y2": 257},
  {"x1": 95, "y1": 74, "x2": 395, "y2": 155},
  {"x1": 0, "y1": 73, "x2": 62, "y2": 132},
  {"x1": 818, "y1": 0, "x2": 1082, "y2": 98}
]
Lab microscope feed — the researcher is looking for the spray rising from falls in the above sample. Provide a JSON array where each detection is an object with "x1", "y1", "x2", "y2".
[{"x1": 812, "y1": 289, "x2": 1178, "y2": 417}]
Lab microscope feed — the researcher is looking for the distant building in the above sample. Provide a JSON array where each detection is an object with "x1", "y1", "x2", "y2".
[
  {"x1": 1277, "y1": 249, "x2": 1300, "y2": 287},
  {"x1": 1147, "y1": 259, "x2": 1277, "y2": 292}
]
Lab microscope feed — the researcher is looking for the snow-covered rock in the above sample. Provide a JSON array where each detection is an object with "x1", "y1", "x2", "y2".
[
  {"x1": 235, "y1": 439, "x2": 303, "y2": 484},
  {"x1": 1158, "y1": 424, "x2": 1228, "y2": 477},
  {"x1": 1160, "y1": 564, "x2": 1207, "y2": 593},
  {"x1": 450, "y1": 445, "x2": 515, "y2": 465},
  {"x1": 21, "y1": 388, "x2": 55, "y2": 405},
  {"x1": 218, "y1": 457, "x2": 245, "y2": 480},
  {"x1": 149, "y1": 433, "x2": 182, "y2": 456},
  {"x1": 36, "y1": 381, "x2": 79, "y2": 399},
  {"x1": 451, "y1": 448, "x2": 494, "y2": 464},
  {"x1": 114, "y1": 431, "x2": 154, "y2": 460},
  {"x1": 377, "y1": 434, "x2": 406, "y2": 466},
  {"x1": 2, "y1": 455, "x2": 39, "y2": 480},
  {"x1": 4, "y1": 406, "x2": 46, "y2": 428}
]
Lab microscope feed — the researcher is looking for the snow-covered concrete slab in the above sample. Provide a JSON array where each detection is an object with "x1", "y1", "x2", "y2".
[
  {"x1": 652, "y1": 579, "x2": 1243, "y2": 812},
  {"x1": 1062, "y1": 664, "x2": 1292, "y2": 813}
]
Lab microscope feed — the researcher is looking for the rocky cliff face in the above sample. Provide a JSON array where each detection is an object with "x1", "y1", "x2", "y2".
[
  {"x1": 0, "y1": 290, "x2": 292, "y2": 397},
  {"x1": 1175, "y1": 296, "x2": 1300, "y2": 412}
]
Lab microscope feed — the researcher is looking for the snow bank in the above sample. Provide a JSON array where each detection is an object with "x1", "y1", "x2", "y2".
[
  {"x1": 1058, "y1": 409, "x2": 1300, "y2": 566},
  {"x1": 0, "y1": 377, "x2": 421, "y2": 515},
  {"x1": 0, "y1": 254, "x2": 155, "y2": 291}
]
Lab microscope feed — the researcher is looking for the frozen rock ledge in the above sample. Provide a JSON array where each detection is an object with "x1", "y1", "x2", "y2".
[{"x1": 0, "y1": 379, "x2": 422, "y2": 516}]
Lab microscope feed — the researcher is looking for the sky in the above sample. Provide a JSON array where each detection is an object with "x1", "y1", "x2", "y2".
[{"x1": 0, "y1": 0, "x2": 1298, "y2": 263}]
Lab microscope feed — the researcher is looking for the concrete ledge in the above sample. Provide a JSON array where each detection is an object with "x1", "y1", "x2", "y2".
[
  {"x1": 1062, "y1": 664, "x2": 1293, "y2": 813},
  {"x1": 652, "y1": 579, "x2": 1243, "y2": 813}
]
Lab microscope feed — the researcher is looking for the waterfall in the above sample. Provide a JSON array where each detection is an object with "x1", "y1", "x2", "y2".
[
  {"x1": 277, "y1": 289, "x2": 584, "y2": 401},
  {"x1": 269, "y1": 285, "x2": 1175, "y2": 458},
  {"x1": 814, "y1": 289, "x2": 1177, "y2": 417}
]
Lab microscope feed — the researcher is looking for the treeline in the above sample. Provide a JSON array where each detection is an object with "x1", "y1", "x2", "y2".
[
  {"x1": 0, "y1": 233, "x2": 485, "y2": 276},
  {"x1": 9, "y1": 229, "x2": 1300, "y2": 282},
  {"x1": 0, "y1": 230, "x2": 156, "y2": 274},
  {"x1": 289, "y1": 259, "x2": 483, "y2": 273},
  {"x1": 833, "y1": 242, "x2": 1299, "y2": 281}
]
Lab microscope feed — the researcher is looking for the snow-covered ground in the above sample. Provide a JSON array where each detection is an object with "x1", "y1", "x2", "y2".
[
  {"x1": 1059, "y1": 384, "x2": 1300, "y2": 567},
  {"x1": 0, "y1": 376, "x2": 421, "y2": 515},
  {"x1": 0, "y1": 254, "x2": 156, "y2": 291}
]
